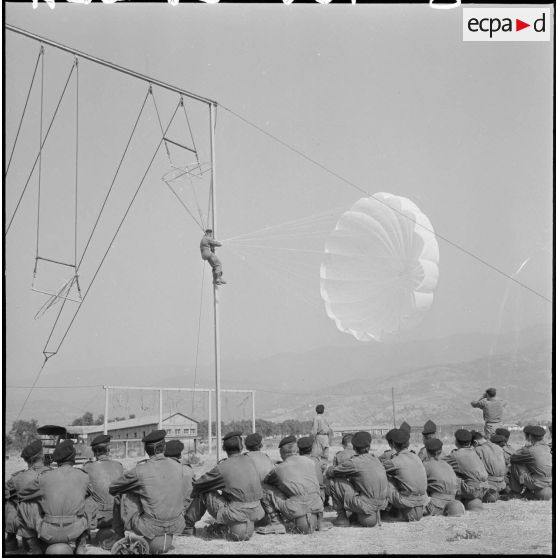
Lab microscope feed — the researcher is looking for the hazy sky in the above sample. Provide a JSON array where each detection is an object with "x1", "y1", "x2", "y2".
[{"x1": 4, "y1": 3, "x2": 553, "y2": 420}]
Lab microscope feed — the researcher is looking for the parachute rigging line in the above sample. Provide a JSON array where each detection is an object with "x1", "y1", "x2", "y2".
[
  {"x1": 74, "y1": 57, "x2": 79, "y2": 269},
  {"x1": 220, "y1": 104, "x2": 551, "y2": 304},
  {"x1": 5, "y1": 45, "x2": 44, "y2": 177},
  {"x1": 34, "y1": 48, "x2": 45, "y2": 270},
  {"x1": 6, "y1": 58, "x2": 77, "y2": 236},
  {"x1": 40, "y1": 99, "x2": 183, "y2": 366}
]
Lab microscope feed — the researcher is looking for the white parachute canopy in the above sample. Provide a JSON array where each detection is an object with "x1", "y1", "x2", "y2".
[{"x1": 320, "y1": 193, "x2": 439, "y2": 342}]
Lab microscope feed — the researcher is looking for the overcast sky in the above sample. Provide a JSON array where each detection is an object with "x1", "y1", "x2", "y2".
[{"x1": 4, "y1": 3, "x2": 553, "y2": 421}]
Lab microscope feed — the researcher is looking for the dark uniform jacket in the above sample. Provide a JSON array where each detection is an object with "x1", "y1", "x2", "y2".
[
  {"x1": 510, "y1": 442, "x2": 552, "y2": 489},
  {"x1": 423, "y1": 458, "x2": 459, "y2": 501},
  {"x1": 333, "y1": 448, "x2": 356, "y2": 467},
  {"x1": 474, "y1": 441, "x2": 507, "y2": 485},
  {"x1": 82, "y1": 455, "x2": 123, "y2": 513},
  {"x1": 168, "y1": 457, "x2": 195, "y2": 505},
  {"x1": 329, "y1": 453, "x2": 388, "y2": 509},
  {"x1": 444, "y1": 447, "x2": 489, "y2": 486},
  {"x1": 5, "y1": 463, "x2": 50, "y2": 502},
  {"x1": 245, "y1": 451, "x2": 275, "y2": 484},
  {"x1": 192, "y1": 453, "x2": 262, "y2": 503},
  {"x1": 382, "y1": 449, "x2": 428, "y2": 496},
  {"x1": 109, "y1": 454, "x2": 187, "y2": 537}
]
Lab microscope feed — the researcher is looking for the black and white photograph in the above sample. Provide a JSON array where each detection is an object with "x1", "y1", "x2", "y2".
[{"x1": 4, "y1": 1, "x2": 554, "y2": 554}]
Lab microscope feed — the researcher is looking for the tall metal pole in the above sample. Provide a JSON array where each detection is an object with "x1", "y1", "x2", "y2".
[
  {"x1": 210, "y1": 103, "x2": 222, "y2": 462},
  {"x1": 207, "y1": 389, "x2": 212, "y2": 456},
  {"x1": 251, "y1": 391, "x2": 256, "y2": 433},
  {"x1": 103, "y1": 386, "x2": 109, "y2": 435},
  {"x1": 391, "y1": 387, "x2": 396, "y2": 428},
  {"x1": 159, "y1": 389, "x2": 163, "y2": 430}
]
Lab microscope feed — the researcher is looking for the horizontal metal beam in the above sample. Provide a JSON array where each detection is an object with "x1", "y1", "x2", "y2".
[
  {"x1": 163, "y1": 137, "x2": 197, "y2": 154},
  {"x1": 103, "y1": 385, "x2": 255, "y2": 394},
  {"x1": 6, "y1": 24, "x2": 217, "y2": 106}
]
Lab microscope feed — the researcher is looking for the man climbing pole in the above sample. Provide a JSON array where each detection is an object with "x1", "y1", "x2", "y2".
[{"x1": 200, "y1": 229, "x2": 226, "y2": 285}]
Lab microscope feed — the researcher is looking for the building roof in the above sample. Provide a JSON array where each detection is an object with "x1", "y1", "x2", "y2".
[{"x1": 78, "y1": 411, "x2": 199, "y2": 434}]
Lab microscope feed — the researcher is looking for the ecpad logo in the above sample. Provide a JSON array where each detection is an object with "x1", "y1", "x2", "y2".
[{"x1": 463, "y1": 8, "x2": 550, "y2": 41}]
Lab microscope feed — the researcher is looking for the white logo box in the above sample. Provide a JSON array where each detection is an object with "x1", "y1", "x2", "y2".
[{"x1": 463, "y1": 8, "x2": 551, "y2": 42}]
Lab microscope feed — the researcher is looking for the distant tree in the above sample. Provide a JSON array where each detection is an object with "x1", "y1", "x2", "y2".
[
  {"x1": 72, "y1": 411, "x2": 95, "y2": 426},
  {"x1": 94, "y1": 414, "x2": 105, "y2": 425},
  {"x1": 5, "y1": 434, "x2": 14, "y2": 452},
  {"x1": 9, "y1": 419, "x2": 39, "y2": 449},
  {"x1": 128, "y1": 414, "x2": 136, "y2": 419}
]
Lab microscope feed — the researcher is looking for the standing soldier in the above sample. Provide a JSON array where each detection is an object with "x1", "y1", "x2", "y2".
[
  {"x1": 382, "y1": 429, "x2": 429, "y2": 522},
  {"x1": 418, "y1": 420, "x2": 438, "y2": 462},
  {"x1": 18, "y1": 439, "x2": 90, "y2": 554},
  {"x1": 109, "y1": 430, "x2": 187, "y2": 544},
  {"x1": 444, "y1": 429, "x2": 489, "y2": 510},
  {"x1": 163, "y1": 440, "x2": 196, "y2": 535},
  {"x1": 184, "y1": 432, "x2": 264, "y2": 541},
  {"x1": 471, "y1": 431, "x2": 507, "y2": 502},
  {"x1": 200, "y1": 229, "x2": 226, "y2": 285},
  {"x1": 509, "y1": 425, "x2": 552, "y2": 500},
  {"x1": 422, "y1": 439, "x2": 462, "y2": 516},
  {"x1": 82, "y1": 434, "x2": 123, "y2": 546},
  {"x1": 4, "y1": 440, "x2": 49, "y2": 554},
  {"x1": 470, "y1": 388, "x2": 504, "y2": 437},
  {"x1": 311, "y1": 404, "x2": 331, "y2": 461},
  {"x1": 257, "y1": 436, "x2": 324, "y2": 535},
  {"x1": 326, "y1": 431, "x2": 388, "y2": 527}
]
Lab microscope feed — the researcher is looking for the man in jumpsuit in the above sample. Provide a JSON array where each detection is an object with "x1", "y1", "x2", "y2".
[
  {"x1": 257, "y1": 436, "x2": 324, "y2": 535},
  {"x1": 4, "y1": 440, "x2": 50, "y2": 553},
  {"x1": 311, "y1": 404, "x2": 331, "y2": 460},
  {"x1": 184, "y1": 431, "x2": 264, "y2": 539},
  {"x1": 109, "y1": 430, "x2": 188, "y2": 541},
  {"x1": 18, "y1": 439, "x2": 89, "y2": 554},
  {"x1": 471, "y1": 430, "x2": 507, "y2": 502},
  {"x1": 200, "y1": 228, "x2": 226, "y2": 285},
  {"x1": 470, "y1": 387, "x2": 504, "y2": 437},
  {"x1": 83, "y1": 434, "x2": 123, "y2": 538},
  {"x1": 326, "y1": 431, "x2": 388, "y2": 527}
]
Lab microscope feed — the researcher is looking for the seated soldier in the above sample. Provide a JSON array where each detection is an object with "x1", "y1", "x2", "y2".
[
  {"x1": 164, "y1": 440, "x2": 195, "y2": 535},
  {"x1": 444, "y1": 429, "x2": 489, "y2": 508},
  {"x1": 109, "y1": 430, "x2": 187, "y2": 543},
  {"x1": 83, "y1": 434, "x2": 123, "y2": 543},
  {"x1": 379, "y1": 429, "x2": 398, "y2": 462},
  {"x1": 244, "y1": 433, "x2": 275, "y2": 484},
  {"x1": 494, "y1": 428, "x2": 514, "y2": 468},
  {"x1": 184, "y1": 432, "x2": 264, "y2": 541},
  {"x1": 422, "y1": 439, "x2": 460, "y2": 516},
  {"x1": 326, "y1": 431, "x2": 388, "y2": 527},
  {"x1": 334, "y1": 434, "x2": 356, "y2": 467},
  {"x1": 382, "y1": 429, "x2": 429, "y2": 522},
  {"x1": 256, "y1": 436, "x2": 323, "y2": 535},
  {"x1": 4, "y1": 440, "x2": 50, "y2": 554},
  {"x1": 471, "y1": 431, "x2": 507, "y2": 502},
  {"x1": 509, "y1": 425, "x2": 552, "y2": 500},
  {"x1": 418, "y1": 420, "x2": 438, "y2": 462},
  {"x1": 19, "y1": 439, "x2": 89, "y2": 554}
]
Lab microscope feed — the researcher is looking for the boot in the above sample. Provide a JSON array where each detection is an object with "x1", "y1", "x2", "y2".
[
  {"x1": 75, "y1": 531, "x2": 89, "y2": 555},
  {"x1": 256, "y1": 512, "x2": 286, "y2": 535},
  {"x1": 25, "y1": 537, "x2": 44, "y2": 555},
  {"x1": 316, "y1": 512, "x2": 332, "y2": 531},
  {"x1": 5, "y1": 533, "x2": 18, "y2": 552},
  {"x1": 332, "y1": 509, "x2": 350, "y2": 527}
]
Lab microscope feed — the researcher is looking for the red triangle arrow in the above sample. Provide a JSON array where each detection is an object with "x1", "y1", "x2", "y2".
[{"x1": 516, "y1": 19, "x2": 530, "y2": 31}]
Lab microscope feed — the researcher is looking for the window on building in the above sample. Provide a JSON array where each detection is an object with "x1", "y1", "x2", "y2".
[{"x1": 175, "y1": 429, "x2": 180, "y2": 435}]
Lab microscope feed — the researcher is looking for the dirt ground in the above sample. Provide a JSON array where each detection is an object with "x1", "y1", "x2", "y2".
[{"x1": 4, "y1": 442, "x2": 553, "y2": 555}]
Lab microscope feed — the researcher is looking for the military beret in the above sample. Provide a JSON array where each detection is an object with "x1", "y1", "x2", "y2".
[
  {"x1": 223, "y1": 431, "x2": 243, "y2": 441},
  {"x1": 352, "y1": 431, "x2": 372, "y2": 449},
  {"x1": 21, "y1": 439, "x2": 43, "y2": 460},
  {"x1": 164, "y1": 439, "x2": 184, "y2": 457},
  {"x1": 315, "y1": 404, "x2": 325, "y2": 414},
  {"x1": 424, "y1": 438, "x2": 443, "y2": 452},
  {"x1": 490, "y1": 434, "x2": 506, "y2": 445},
  {"x1": 90, "y1": 434, "x2": 111, "y2": 447},
  {"x1": 385, "y1": 428, "x2": 398, "y2": 442},
  {"x1": 392, "y1": 429, "x2": 410, "y2": 444},
  {"x1": 399, "y1": 421, "x2": 411, "y2": 433},
  {"x1": 278, "y1": 435, "x2": 296, "y2": 448},
  {"x1": 52, "y1": 439, "x2": 76, "y2": 463},
  {"x1": 142, "y1": 430, "x2": 166, "y2": 444},
  {"x1": 495, "y1": 428, "x2": 510, "y2": 439},
  {"x1": 422, "y1": 420, "x2": 437, "y2": 435},
  {"x1": 297, "y1": 436, "x2": 314, "y2": 451},
  {"x1": 470, "y1": 430, "x2": 485, "y2": 441},
  {"x1": 524, "y1": 425, "x2": 546, "y2": 437},
  {"x1": 245, "y1": 433, "x2": 262, "y2": 449},
  {"x1": 455, "y1": 429, "x2": 472, "y2": 443}
]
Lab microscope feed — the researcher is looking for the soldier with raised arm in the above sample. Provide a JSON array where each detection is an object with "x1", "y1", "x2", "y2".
[
  {"x1": 470, "y1": 388, "x2": 504, "y2": 437},
  {"x1": 200, "y1": 228, "x2": 226, "y2": 285}
]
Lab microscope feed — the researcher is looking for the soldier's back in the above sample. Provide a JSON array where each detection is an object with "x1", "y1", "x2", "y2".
[
  {"x1": 424, "y1": 459, "x2": 458, "y2": 495},
  {"x1": 334, "y1": 448, "x2": 355, "y2": 467},
  {"x1": 218, "y1": 454, "x2": 263, "y2": 502},
  {"x1": 449, "y1": 448, "x2": 488, "y2": 482},
  {"x1": 350, "y1": 453, "x2": 388, "y2": 500},
  {"x1": 40, "y1": 465, "x2": 89, "y2": 516},
  {"x1": 475, "y1": 442, "x2": 506, "y2": 477},
  {"x1": 12, "y1": 465, "x2": 50, "y2": 495},
  {"x1": 274, "y1": 455, "x2": 320, "y2": 497},
  {"x1": 83, "y1": 457, "x2": 123, "y2": 502},
  {"x1": 245, "y1": 451, "x2": 274, "y2": 484},
  {"x1": 389, "y1": 450, "x2": 428, "y2": 494}
]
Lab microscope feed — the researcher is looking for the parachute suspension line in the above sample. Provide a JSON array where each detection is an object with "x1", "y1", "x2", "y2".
[
  {"x1": 77, "y1": 86, "x2": 151, "y2": 270},
  {"x1": 6, "y1": 59, "x2": 77, "y2": 236},
  {"x1": 150, "y1": 86, "x2": 173, "y2": 165},
  {"x1": 162, "y1": 173, "x2": 205, "y2": 231},
  {"x1": 33, "y1": 48, "x2": 45, "y2": 283},
  {"x1": 74, "y1": 56, "x2": 79, "y2": 269},
  {"x1": 15, "y1": 354, "x2": 49, "y2": 421},
  {"x1": 191, "y1": 263, "x2": 206, "y2": 419},
  {"x1": 5, "y1": 45, "x2": 44, "y2": 177},
  {"x1": 41, "y1": 99, "x2": 183, "y2": 361},
  {"x1": 182, "y1": 99, "x2": 200, "y2": 167}
]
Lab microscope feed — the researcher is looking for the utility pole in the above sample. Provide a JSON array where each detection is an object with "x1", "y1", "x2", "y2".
[{"x1": 391, "y1": 387, "x2": 396, "y2": 428}]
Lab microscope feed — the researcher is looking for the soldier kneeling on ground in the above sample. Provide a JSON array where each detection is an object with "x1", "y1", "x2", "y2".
[
  {"x1": 257, "y1": 435, "x2": 325, "y2": 535},
  {"x1": 326, "y1": 430, "x2": 388, "y2": 527}
]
